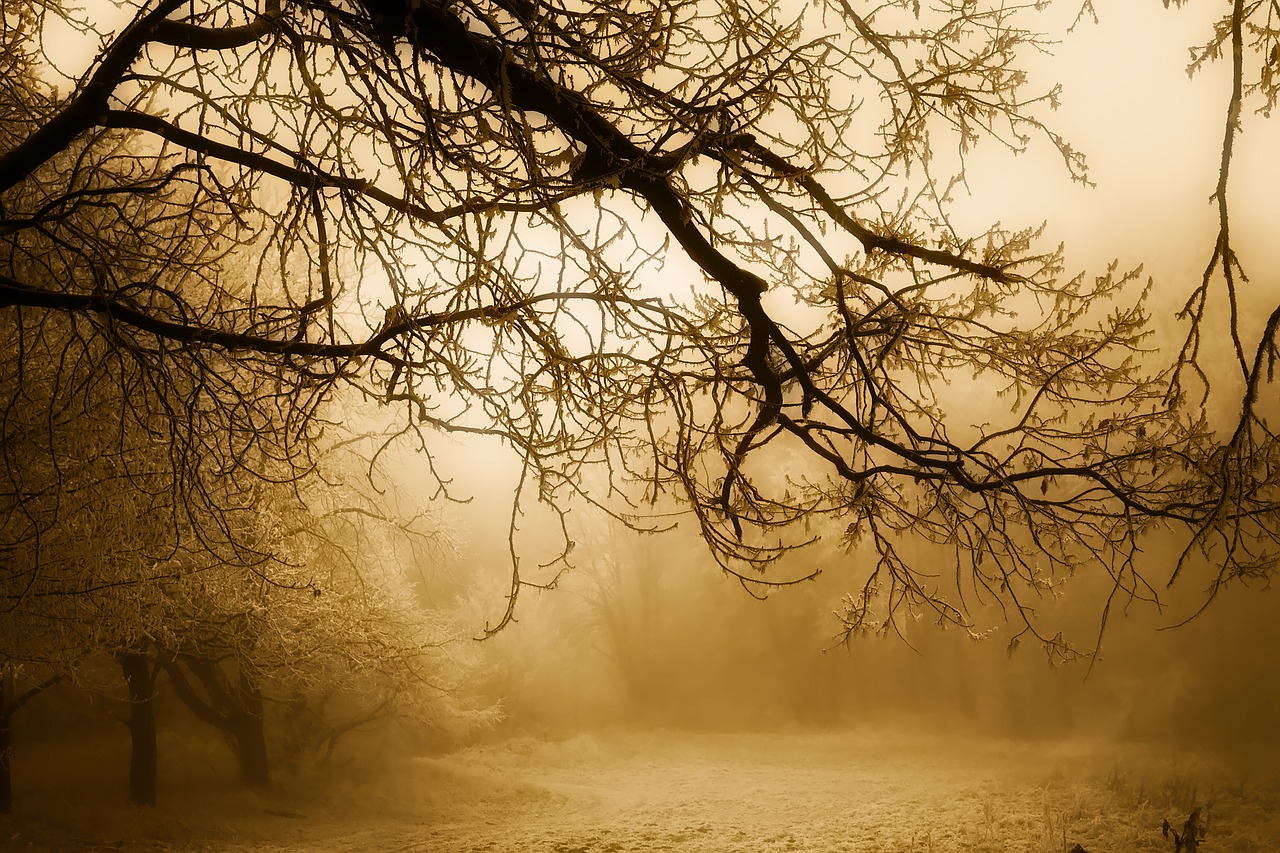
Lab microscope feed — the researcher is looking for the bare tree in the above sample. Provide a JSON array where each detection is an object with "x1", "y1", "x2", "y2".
[
  {"x1": 154, "y1": 453, "x2": 484, "y2": 786},
  {"x1": 3, "y1": 0, "x2": 1279, "y2": 662},
  {"x1": 0, "y1": 303, "x2": 304, "y2": 803}
]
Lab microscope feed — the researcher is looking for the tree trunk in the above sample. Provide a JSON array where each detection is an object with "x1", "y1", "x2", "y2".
[
  {"x1": 161, "y1": 654, "x2": 271, "y2": 787},
  {"x1": 235, "y1": 715, "x2": 270, "y2": 787},
  {"x1": 119, "y1": 651, "x2": 158, "y2": 806},
  {"x1": 0, "y1": 666, "x2": 59, "y2": 815},
  {"x1": 233, "y1": 668, "x2": 269, "y2": 787},
  {"x1": 1, "y1": 667, "x2": 13, "y2": 815}
]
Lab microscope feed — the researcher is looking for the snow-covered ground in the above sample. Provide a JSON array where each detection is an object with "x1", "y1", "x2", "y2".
[{"x1": 4, "y1": 727, "x2": 1278, "y2": 851}]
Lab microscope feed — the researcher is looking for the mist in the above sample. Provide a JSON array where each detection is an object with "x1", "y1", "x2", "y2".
[
  {"x1": 457, "y1": 491, "x2": 1280, "y2": 748},
  {"x1": 8, "y1": 444, "x2": 1280, "y2": 851},
  {"x1": 6, "y1": 0, "x2": 1280, "y2": 850}
]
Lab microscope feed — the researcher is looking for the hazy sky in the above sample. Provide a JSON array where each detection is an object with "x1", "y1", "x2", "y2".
[
  {"x1": 45, "y1": 0, "x2": 1274, "y2": 314},
  {"x1": 14, "y1": 0, "x2": 1280, "y2": 772},
  {"x1": 35, "y1": 0, "x2": 1280, "y2": 634}
]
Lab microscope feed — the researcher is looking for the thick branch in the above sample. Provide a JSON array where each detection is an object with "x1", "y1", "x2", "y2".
[
  {"x1": 152, "y1": 0, "x2": 281, "y2": 51},
  {"x1": 157, "y1": 656, "x2": 232, "y2": 731},
  {"x1": 0, "y1": 271, "x2": 674, "y2": 363},
  {"x1": 3, "y1": 676, "x2": 60, "y2": 715},
  {"x1": 0, "y1": 0, "x2": 187, "y2": 194},
  {"x1": 384, "y1": 0, "x2": 769, "y2": 306},
  {"x1": 0, "y1": 271, "x2": 367, "y2": 358}
]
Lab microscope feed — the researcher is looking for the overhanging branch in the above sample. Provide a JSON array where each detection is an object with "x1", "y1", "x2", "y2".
[
  {"x1": 152, "y1": 0, "x2": 281, "y2": 51},
  {"x1": 0, "y1": 0, "x2": 187, "y2": 194}
]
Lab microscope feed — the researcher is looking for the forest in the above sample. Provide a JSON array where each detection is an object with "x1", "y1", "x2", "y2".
[{"x1": 2, "y1": 0, "x2": 1280, "y2": 849}]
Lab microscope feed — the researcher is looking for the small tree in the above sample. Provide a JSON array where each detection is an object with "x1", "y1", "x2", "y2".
[
  {"x1": 1163, "y1": 809, "x2": 1204, "y2": 853},
  {"x1": 0, "y1": 250, "x2": 308, "y2": 803},
  {"x1": 148, "y1": 443, "x2": 485, "y2": 784}
]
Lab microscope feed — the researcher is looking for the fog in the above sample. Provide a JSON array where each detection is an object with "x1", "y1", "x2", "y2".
[
  {"x1": 8, "y1": 501, "x2": 1280, "y2": 851},
  {"x1": 7, "y1": 1, "x2": 1280, "y2": 851},
  {"x1": 6, "y1": 434, "x2": 1280, "y2": 850},
  {"x1": 455, "y1": 503, "x2": 1280, "y2": 748}
]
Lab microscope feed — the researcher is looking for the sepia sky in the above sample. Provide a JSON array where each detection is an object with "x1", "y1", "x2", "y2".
[
  {"x1": 46, "y1": 0, "x2": 1275, "y2": 321},
  {"x1": 37, "y1": 0, "x2": 1280, "y2": 643}
]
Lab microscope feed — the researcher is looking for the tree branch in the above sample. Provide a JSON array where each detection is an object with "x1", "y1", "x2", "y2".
[
  {"x1": 0, "y1": 0, "x2": 187, "y2": 194},
  {"x1": 152, "y1": 0, "x2": 281, "y2": 51}
]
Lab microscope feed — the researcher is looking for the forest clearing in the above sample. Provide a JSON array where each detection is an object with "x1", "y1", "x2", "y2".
[{"x1": 4, "y1": 727, "x2": 1277, "y2": 852}]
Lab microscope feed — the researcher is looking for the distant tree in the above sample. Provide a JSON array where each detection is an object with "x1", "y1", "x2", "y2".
[
  {"x1": 571, "y1": 537, "x2": 667, "y2": 711},
  {"x1": 0, "y1": 334, "x2": 480, "y2": 797},
  {"x1": 153, "y1": 454, "x2": 483, "y2": 785},
  {"x1": 0, "y1": 263, "x2": 479, "y2": 801},
  {"x1": 4, "y1": 0, "x2": 1280, "y2": 660},
  {"x1": 0, "y1": 300, "x2": 300, "y2": 804}
]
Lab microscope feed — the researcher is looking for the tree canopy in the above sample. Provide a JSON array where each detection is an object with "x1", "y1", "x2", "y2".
[{"x1": 3, "y1": 0, "x2": 1280, "y2": 659}]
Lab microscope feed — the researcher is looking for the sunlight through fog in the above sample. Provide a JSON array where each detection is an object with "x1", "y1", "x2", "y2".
[{"x1": 4, "y1": 0, "x2": 1280, "y2": 850}]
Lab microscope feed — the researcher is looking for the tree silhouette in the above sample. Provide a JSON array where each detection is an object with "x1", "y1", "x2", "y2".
[{"x1": 3, "y1": 0, "x2": 1279, "y2": 660}]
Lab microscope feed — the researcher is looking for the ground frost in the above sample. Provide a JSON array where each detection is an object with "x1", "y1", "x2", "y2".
[{"x1": 3, "y1": 729, "x2": 1277, "y2": 852}]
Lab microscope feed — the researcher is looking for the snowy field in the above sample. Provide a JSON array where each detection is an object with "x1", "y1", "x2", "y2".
[{"x1": 4, "y1": 727, "x2": 1279, "y2": 852}]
